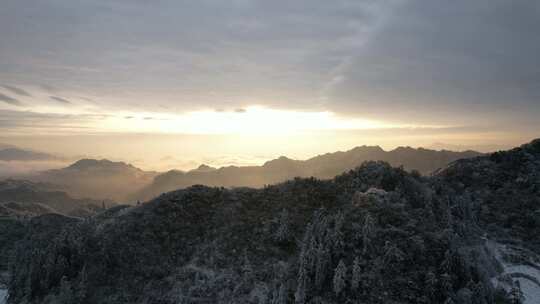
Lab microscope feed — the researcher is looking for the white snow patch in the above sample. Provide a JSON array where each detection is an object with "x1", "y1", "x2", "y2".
[
  {"x1": 489, "y1": 241, "x2": 540, "y2": 304},
  {"x1": 0, "y1": 289, "x2": 7, "y2": 304},
  {"x1": 515, "y1": 278, "x2": 540, "y2": 304}
]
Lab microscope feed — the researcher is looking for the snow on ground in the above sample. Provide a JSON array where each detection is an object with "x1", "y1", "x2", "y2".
[
  {"x1": 489, "y1": 241, "x2": 540, "y2": 304},
  {"x1": 516, "y1": 279, "x2": 540, "y2": 304},
  {"x1": 0, "y1": 289, "x2": 7, "y2": 304}
]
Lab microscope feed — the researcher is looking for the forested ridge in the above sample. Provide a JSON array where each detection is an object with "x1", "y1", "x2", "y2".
[{"x1": 3, "y1": 139, "x2": 540, "y2": 303}]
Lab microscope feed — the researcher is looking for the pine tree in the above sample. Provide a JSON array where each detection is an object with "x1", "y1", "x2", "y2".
[
  {"x1": 75, "y1": 265, "x2": 88, "y2": 302},
  {"x1": 242, "y1": 252, "x2": 254, "y2": 281},
  {"x1": 440, "y1": 250, "x2": 453, "y2": 273},
  {"x1": 57, "y1": 276, "x2": 74, "y2": 304},
  {"x1": 351, "y1": 257, "x2": 361, "y2": 290},
  {"x1": 294, "y1": 277, "x2": 306, "y2": 304},
  {"x1": 275, "y1": 209, "x2": 290, "y2": 243},
  {"x1": 440, "y1": 273, "x2": 453, "y2": 298},
  {"x1": 333, "y1": 260, "x2": 347, "y2": 296},
  {"x1": 445, "y1": 200, "x2": 454, "y2": 229},
  {"x1": 295, "y1": 251, "x2": 308, "y2": 304},
  {"x1": 332, "y1": 212, "x2": 345, "y2": 255},
  {"x1": 314, "y1": 242, "x2": 328, "y2": 290},
  {"x1": 277, "y1": 284, "x2": 287, "y2": 304},
  {"x1": 425, "y1": 271, "x2": 437, "y2": 300},
  {"x1": 362, "y1": 213, "x2": 375, "y2": 255},
  {"x1": 382, "y1": 241, "x2": 404, "y2": 266},
  {"x1": 443, "y1": 297, "x2": 456, "y2": 304},
  {"x1": 472, "y1": 282, "x2": 488, "y2": 304}
]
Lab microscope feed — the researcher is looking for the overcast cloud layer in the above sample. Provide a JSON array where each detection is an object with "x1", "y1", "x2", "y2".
[{"x1": 0, "y1": 0, "x2": 539, "y2": 132}]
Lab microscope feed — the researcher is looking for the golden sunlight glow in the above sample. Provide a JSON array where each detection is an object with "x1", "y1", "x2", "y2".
[{"x1": 100, "y1": 106, "x2": 414, "y2": 135}]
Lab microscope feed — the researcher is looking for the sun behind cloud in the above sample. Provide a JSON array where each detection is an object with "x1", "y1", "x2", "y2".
[{"x1": 101, "y1": 106, "x2": 425, "y2": 135}]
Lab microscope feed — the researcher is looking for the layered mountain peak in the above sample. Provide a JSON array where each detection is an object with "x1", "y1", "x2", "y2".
[
  {"x1": 133, "y1": 146, "x2": 483, "y2": 201},
  {"x1": 391, "y1": 146, "x2": 416, "y2": 152},
  {"x1": 263, "y1": 155, "x2": 295, "y2": 167},
  {"x1": 34, "y1": 159, "x2": 158, "y2": 202},
  {"x1": 350, "y1": 145, "x2": 385, "y2": 153},
  {"x1": 67, "y1": 159, "x2": 136, "y2": 171},
  {"x1": 191, "y1": 164, "x2": 216, "y2": 173}
]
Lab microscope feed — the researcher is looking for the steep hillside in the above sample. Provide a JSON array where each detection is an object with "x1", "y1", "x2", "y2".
[
  {"x1": 0, "y1": 202, "x2": 57, "y2": 217},
  {"x1": 33, "y1": 159, "x2": 158, "y2": 202},
  {"x1": 437, "y1": 139, "x2": 540, "y2": 251},
  {"x1": 6, "y1": 140, "x2": 538, "y2": 304},
  {"x1": 135, "y1": 146, "x2": 481, "y2": 201}
]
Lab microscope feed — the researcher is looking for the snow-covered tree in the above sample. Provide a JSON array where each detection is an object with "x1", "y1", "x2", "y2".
[
  {"x1": 295, "y1": 251, "x2": 308, "y2": 304},
  {"x1": 242, "y1": 252, "x2": 254, "y2": 281},
  {"x1": 275, "y1": 209, "x2": 290, "y2": 243},
  {"x1": 351, "y1": 257, "x2": 361, "y2": 290},
  {"x1": 332, "y1": 212, "x2": 345, "y2": 254},
  {"x1": 443, "y1": 297, "x2": 456, "y2": 304},
  {"x1": 314, "y1": 243, "x2": 328, "y2": 290},
  {"x1": 74, "y1": 265, "x2": 88, "y2": 302},
  {"x1": 295, "y1": 278, "x2": 306, "y2": 304},
  {"x1": 382, "y1": 241, "x2": 404, "y2": 266},
  {"x1": 362, "y1": 213, "x2": 375, "y2": 255},
  {"x1": 440, "y1": 273, "x2": 453, "y2": 297},
  {"x1": 276, "y1": 284, "x2": 287, "y2": 304},
  {"x1": 445, "y1": 200, "x2": 454, "y2": 229},
  {"x1": 425, "y1": 271, "x2": 437, "y2": 300},
  {"x1": 57, "y1": 276, "x2": 74, "y2": 304},
  {"x1": 472, "y1": 281, "x2": 490, "y2": 304},
  {"x1": 250, "y1": 283, "x2": 269, "y2": 304},
  {"x1": 440, "y1": 250, "x2": 453, "y2": 273},
  {"x1": 333, "y1": 260, "x2": 347, "y2": 296}
]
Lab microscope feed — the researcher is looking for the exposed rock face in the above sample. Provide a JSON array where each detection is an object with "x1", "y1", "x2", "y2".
[{"x1": 3, "y1": 140, "x2": 539, "y2": 304}]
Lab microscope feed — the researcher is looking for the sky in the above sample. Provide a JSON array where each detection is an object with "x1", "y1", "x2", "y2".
[{"x1": 0, "y1": 0, "x2": 539, "y2": 171}]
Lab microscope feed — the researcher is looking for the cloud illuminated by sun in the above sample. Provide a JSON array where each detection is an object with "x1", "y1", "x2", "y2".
[{"x1": 99, "y1": 106, "x2": 428, "y2": 135}]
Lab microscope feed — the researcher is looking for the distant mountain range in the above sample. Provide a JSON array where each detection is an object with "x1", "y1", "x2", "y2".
[
  {"x1": 133, "y1": 145, "x2": 482, "y2": 201},
  {"x1": 31, "y1": 159, "x2": 158, "y2": 202},
  {"x1": 0, "y1": 146, "x2": 58, "y2": 161},
  {"x1": 2, "y1": 145, "x2": 481, "y2": 203},
  {"x1": 0, "y1": 179, "x2": 108, "y2": 216}
]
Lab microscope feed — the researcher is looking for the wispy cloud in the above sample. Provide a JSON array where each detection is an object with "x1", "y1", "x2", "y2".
[
  {"x1": 0, "y1": 93, "x2": 22, "y2": 106},
  {"x1": 0, "y1": 109, "x2": 97, "y2": 135},
  {"x1": 50, "y1": 96, "x2": 72, "y2": 104},
  {"x1": 1, "y1": 85, "x2": 31, "y2": 97}
]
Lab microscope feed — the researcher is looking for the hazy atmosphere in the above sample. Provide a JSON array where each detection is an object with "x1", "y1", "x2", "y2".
[
  {"x1": 1, "y1": 0, "x2": 539, "y2": 172},
  {"x1": 2, "y1": 1, "x2": 540, "y2": 304}
]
